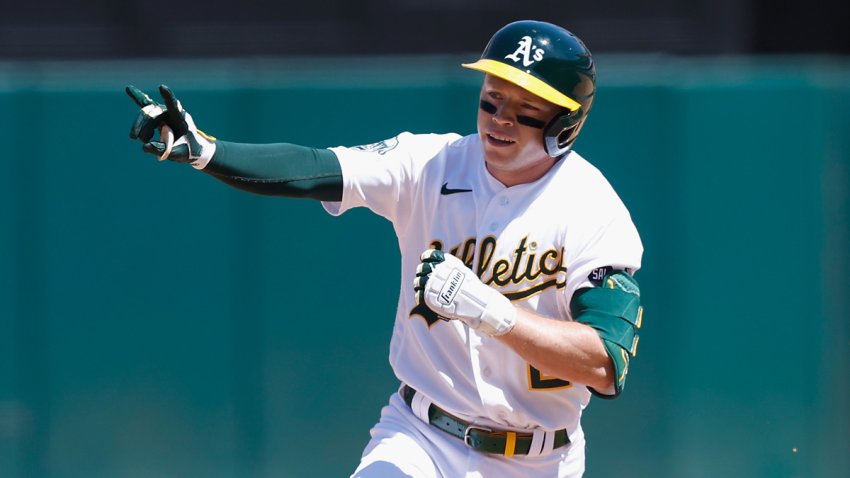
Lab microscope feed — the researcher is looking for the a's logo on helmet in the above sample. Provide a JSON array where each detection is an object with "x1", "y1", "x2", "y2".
[{"x1": 504, "y1": 36, "x2": 545, "y2": 67}]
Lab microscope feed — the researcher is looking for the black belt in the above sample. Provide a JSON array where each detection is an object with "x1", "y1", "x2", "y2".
[{"x1": 401, "y1": 384, "x2": 570, "y2": 457}]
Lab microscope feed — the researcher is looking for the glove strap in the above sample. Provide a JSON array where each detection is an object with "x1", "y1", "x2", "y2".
[{"x1": 478, "y1": 295, "x2": 517, "y2": 336}]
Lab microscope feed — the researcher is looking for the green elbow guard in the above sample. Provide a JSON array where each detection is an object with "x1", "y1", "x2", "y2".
[{"x1": 571, "y1": 270, "x2": 643, "y2": 399}]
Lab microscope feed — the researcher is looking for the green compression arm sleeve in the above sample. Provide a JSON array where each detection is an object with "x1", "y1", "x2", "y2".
[{"x1": 201, "y1": 141, "x2": 343, "y2": 201}]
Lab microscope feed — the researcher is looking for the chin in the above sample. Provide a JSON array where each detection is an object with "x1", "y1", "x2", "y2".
[
  {"x1": 482, "y1": 150, "x2": 511, "y2": 169},
  {"x1": 481, "y1": 141, "x2": 515, "y2": 163}
]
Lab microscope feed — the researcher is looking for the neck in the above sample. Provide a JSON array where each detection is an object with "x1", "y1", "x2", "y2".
[{"x1": 486, "y1": 156, "x2": 556, "y2": 187}]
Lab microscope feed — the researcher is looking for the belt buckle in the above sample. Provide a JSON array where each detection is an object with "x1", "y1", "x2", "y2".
[{"x1": 463, "y1": 425, "x2": 492, "y2": 449}]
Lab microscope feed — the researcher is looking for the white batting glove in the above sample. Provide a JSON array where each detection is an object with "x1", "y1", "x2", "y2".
[{"x1": 414, "y1": 249, "x2": 517, "y2": 336}]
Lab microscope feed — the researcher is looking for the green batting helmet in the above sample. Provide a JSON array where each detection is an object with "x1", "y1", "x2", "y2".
[{"x1": 463, "y1": 20, "x2": 596, "y2": 157}]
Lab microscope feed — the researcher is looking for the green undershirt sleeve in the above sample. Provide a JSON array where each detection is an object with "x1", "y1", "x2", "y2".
[{"x1": 201, "y1": 141, "x2": 343, "y2": 201}]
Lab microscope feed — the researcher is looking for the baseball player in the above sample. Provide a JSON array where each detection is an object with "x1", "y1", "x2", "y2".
[{"x1": 126, "y1": 20, "x2": 644, "y2": 478}]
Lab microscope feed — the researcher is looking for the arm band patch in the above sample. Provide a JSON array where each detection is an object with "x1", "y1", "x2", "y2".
[
  {"x1": 571, "y1": 270, "x2": 643, "y2": 399},
  {"x1": 202, "y1": 141, "x2": 343, "y2": 201}
]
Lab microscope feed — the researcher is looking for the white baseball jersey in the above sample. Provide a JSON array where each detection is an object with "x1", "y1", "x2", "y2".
[{"x1": 322, "y1": 132, "x2": 642, "y2": 436}]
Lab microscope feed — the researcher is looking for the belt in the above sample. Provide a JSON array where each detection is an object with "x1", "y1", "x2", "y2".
[{"x1": 401, "y1": 384, "x2": 570, "y2": 457}]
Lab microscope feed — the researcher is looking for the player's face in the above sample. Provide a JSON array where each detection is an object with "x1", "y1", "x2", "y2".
[{"x1": 477, "y1": 74, "x2": 562, "y2": 187}]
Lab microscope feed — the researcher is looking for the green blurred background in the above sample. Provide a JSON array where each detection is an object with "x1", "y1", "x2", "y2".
[{"x1": 1, "y1": 55, "x2": 848, "y2": 477}]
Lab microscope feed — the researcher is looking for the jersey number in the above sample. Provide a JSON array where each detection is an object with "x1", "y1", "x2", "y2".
[{"x1": 528, "y1": 365, "x2": 571, "y2": 390}]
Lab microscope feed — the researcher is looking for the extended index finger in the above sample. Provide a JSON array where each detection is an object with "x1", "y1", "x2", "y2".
[{"x1": 125, "y1": 85, "x2": 157, "y2": 108}]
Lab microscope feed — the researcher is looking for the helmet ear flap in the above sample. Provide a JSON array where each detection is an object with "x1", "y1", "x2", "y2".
[{"x1": 543, "y1": 109, "x2": 587, "y2": 158}]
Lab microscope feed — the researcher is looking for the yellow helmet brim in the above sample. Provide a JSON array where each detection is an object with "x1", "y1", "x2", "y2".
[{"x1": 462, "y1": 59, "x2": 581, "y2": 111}]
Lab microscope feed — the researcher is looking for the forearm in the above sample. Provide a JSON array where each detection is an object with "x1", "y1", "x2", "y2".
[
  {"x1": 201, "y1": 141, "x2": 343, "y2": 201},
  {"x1": 498, "y1": 309, "x2": 615, "y2": 393}
]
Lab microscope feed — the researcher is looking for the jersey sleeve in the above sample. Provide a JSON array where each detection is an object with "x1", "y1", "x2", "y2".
[
  {"x1": 320, "y1": 132, "x2": 460, "y2": 225},
  {"x1": 563, "y1": 191, "x2": 644, "y2": 310}
]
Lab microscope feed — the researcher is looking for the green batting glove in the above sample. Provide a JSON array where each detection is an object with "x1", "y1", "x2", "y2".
[{"x1": 126, "y1": 84, "x2": 217, "y2": 168}]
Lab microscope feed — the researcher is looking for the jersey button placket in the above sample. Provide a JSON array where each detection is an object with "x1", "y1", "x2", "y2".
[
  {"x1": 480, "y1": 193, "x2": 503, "y2": 235},
  {"x1": 485, "y1": 196, "x2": 511, "y2": 232}
]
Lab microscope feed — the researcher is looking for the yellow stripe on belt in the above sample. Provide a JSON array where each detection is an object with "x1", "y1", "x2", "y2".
[{"x1": 504, "y1": 431, "x2": 517, "y2": 457}]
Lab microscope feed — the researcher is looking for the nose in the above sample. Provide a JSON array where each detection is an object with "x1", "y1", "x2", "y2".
[{"x1": 491, "y1": 102, "x2": 515, "y2": 126}]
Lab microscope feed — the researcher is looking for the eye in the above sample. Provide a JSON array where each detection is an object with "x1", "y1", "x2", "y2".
[
  {"x1": 487, "y1": 91, "x2": 503, "y2": 101},
  {"x1": 522, "y1": 103, "x2": 541, "y2": 111}
]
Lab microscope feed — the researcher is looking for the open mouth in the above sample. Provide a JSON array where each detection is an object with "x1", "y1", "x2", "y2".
[{"x1": 486, "y1": 133, "x2": 516, "y2": 145}]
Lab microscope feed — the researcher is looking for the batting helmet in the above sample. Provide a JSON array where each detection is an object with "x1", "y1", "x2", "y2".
[{"x1": 463, "y1": 20, "x2": 596, "y2": 157}]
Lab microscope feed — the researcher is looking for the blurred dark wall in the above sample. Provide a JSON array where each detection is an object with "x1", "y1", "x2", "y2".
[{"x1": 2, "y1": 0, "x2": 849, "y2": 59}]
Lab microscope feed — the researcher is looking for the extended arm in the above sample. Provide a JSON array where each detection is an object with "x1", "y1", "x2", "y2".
[
  {"x1": 203, "y1": 141, "x2": 342, "y2": 201},
  {"x1": 126, "y1": 84, "x2": 343, "y2": 202}
]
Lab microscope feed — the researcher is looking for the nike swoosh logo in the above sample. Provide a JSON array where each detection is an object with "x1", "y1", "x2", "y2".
[{"x1": 440, "y1": 182, "x2": 472, "y2": 195}]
